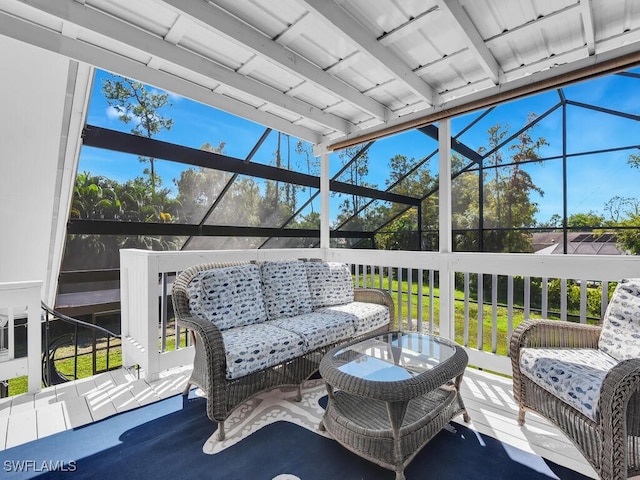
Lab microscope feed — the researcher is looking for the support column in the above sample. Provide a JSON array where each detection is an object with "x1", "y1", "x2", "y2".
[
  {"x1": 438, "y1": 119, "x2": 455, "y2": 340},
  {"x1": 320, "y1": 152, "x2": 330, "y2": 251}
]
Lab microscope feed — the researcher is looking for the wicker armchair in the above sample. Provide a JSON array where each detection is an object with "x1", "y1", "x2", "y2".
[{"x1": 510, "y1": 278, "x2": 640, "y2": 480}]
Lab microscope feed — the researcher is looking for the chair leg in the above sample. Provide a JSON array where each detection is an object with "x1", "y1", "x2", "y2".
[
  {"x1": 517, "y1": 407, "x2": 526, "y2": 426},
  {"x1": 217, "y1": 421, "x2": 225, "y2": 441}
]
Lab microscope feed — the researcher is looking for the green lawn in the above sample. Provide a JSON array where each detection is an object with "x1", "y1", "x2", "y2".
[{"x1": 361, "y1": 275, "x2": 597, "y2": 357}]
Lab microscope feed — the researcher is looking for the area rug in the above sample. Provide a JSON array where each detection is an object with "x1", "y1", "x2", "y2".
[{"x1": 3, "y1": 380, "x2": 592, "y2": 480}]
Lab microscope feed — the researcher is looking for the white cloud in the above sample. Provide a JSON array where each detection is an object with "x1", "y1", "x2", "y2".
[{"x1": 106, "y1": 105, "x2": 120, "y2": 120}]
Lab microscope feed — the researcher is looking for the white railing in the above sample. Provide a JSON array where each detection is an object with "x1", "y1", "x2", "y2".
[
  {"x1": 0, "y1": 281, "x2": 42, "y2": 393},
  {"x1": 120, "y1": 248, "x2": 640, "y2": 379},
  {"x1": 119, "y1": 248, "x2": 322, "y2": 380}
]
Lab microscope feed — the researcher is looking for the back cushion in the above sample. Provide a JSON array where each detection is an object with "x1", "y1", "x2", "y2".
[
  {"x1": 187, "y1": 264, "x2": 267, "y2": 330},
  {"x1": 305, "y1": 261, "x2": 354, "y2": 308},
  {"x1": 259, "y1": 260, "x2": 313, "y2": 320},
  {"x1": 599, "y1": 278, "x2": 640, "y2": 361}
]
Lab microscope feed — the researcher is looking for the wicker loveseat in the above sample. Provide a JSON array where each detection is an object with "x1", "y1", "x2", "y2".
[
  {"x1": 173, "y1": 259, "x2": 394, "y2": 440},
  {"x1": 510, "y1": 278, "x2": 640, "y2": 480}
]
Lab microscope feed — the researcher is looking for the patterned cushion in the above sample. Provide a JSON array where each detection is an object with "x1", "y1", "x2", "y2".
[
  {"x1": 187, "y1": 264, "x2": 267, "y2": 330},
  {"x1": 305, "y1": 262, "x2": 354, "y2": 308},
  {"x1": 519, "y1": 347, "x2": 618, "y2": 420},
  {"x1": 315, "y1": 302, "x2": 389, "y2": 335},
  {"x1": 269, "y1": 311, "x2": 356, "y2": 351},
  {"x1": 259, "y1": 260, "x2": 313, "y2": 320},
  {"x1": 221, "y1": 323, "x2": 306, "y2": 380},
  {"x1": 598, "y1": 278, "x2": 640, "y2": 361}
]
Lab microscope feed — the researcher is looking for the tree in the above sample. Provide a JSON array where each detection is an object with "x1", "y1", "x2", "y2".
[
  {"x1": 538, "y1": 214, "x2": 562, "y2": 228},
  {"x1": 101, "y1": 75, "x2": 173, "y2": 193},
  {"x1": 567, "y1": 211, "x2": 605, "y2": 228},
  {"x1": 295, "y1": 140, "x2": 320, "y2": 212},
  {"x1": 335, "y1": 145, "x2": 377, "y2": 226},
  {"x1": 628, "y1": 153, "x2": 640, "y2": 170},
  {"x1": 174, "y1": 142, "x2": 230, "y2": 223},
  {"x1": 64, "y1": 77, "x2": 179, "y2": 271},
  {"x1": 476, "y1": 115, "x2": 547, "y2": 252},
  {"x1": 605, "y1": 196, "x2": 640, "y2": 223},
  {"x1": 615, "y1": 217, "x2": 640, "y2": 254},
  {"x1": 500, "y1": 116, "x2": 547, "y2": 251},
  {"x1": 608, "y1": 157, "x2": 640, "y2": 254},
  {"x1": 479, "y1": 123, "x2": 509, "y2": 230},
  {"x1": 381, "y1": 154, "x2": 438, "y2": 250},
  {"x1": 451, "y1": 155, "x2": 481, "y2": 251},
  {"x1": 70, "y1": 172, "x2": 121, "y2": 220}
]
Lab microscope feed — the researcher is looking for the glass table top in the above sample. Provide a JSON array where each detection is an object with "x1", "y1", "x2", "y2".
[{"x1": 331, "y1": 332, "x2": 457, "y2": 382}]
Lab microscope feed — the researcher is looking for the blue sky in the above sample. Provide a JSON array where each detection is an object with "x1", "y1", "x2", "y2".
[{"x1": 81, "y1": 68, "x2": 640, "y2": 225}]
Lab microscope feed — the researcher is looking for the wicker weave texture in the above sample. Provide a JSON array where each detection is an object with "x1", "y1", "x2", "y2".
[
  {"x1": 320, "y1": 332, "x2": 469, "y2": 480},
  {"x1": 510, "y1": 319, "x2": 640, "y2": 480},
  {"x1": 172, "y1": 261, "x2": 395, "y2": 433}
]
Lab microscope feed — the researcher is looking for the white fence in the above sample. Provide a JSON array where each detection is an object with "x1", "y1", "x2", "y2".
[
  {"x1": 120, "y1": 248, "x2": 640, "y2": 379},
  {"x1": 0, "y1": 281, "x2": 42, "y2": 393}
]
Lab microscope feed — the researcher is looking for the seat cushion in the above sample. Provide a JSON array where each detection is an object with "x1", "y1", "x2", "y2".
[
  {"x1": 519, "y1": 347, "x2": 618, "y2": 420},
  {"x1": 221, "y1": 323, "x2": 306, "y2": 380},
  {"x1": 599, "y1": 278, "x2": 640, "y2": 361},
  {"x1": 268, "y1": 311, "x2": 356, "y2": 351},
  {"x1": 315, "y1": 302, "x2": 389, "y2": 335},
  {"x1": 187, "y1": 264, "x2": 267, "y2": 330},
  {"x1": 259, "y1": 260, "x2": 313, "y2": 320},
  {"x1": 305, "y1": 261, "x2": 354, "y2": 308}
]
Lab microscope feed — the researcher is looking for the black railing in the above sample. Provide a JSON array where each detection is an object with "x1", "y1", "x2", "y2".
[{"x1": 40, "y1": 302, "x2": 121, "y2": 387}]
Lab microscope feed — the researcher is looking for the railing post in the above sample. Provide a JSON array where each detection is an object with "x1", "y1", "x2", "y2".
[
  {"x1": 160, "y1": 272, "x2": 168, "y2": 352},
  {"x1": 438, "y1": 118, "x2": 454, "y2": 340},
  {"x1": 0, "y1": 281, "x2": 42, "y2": 394},
  {"x1": 26, "y1": 283, "x2": 41, "y2": 393},
  {"x1": 120, "y1": 250, "x2": 161, "y2": 380},
  {"x1": 320, "y1": 151, "x2": 330, "y2": 250}
]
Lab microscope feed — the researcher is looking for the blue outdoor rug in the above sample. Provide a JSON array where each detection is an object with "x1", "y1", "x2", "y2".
[{"x1": 3, "y1": 379, "x2": 592, "y2": 480}]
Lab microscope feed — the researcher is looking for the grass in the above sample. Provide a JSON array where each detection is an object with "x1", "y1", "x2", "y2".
[{"x1": 361, "y1": 275, "x2": 598, "y2": 357}]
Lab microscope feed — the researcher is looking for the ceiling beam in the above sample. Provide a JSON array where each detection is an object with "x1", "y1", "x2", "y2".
[
  {"x1": 17, "y1": 0, "x2": 354, "y2": 132},
  {"x1": 436, "y1": 0, "x2": 502, "y2": 85},
  {"x1": 322, "y1": 43, "x2": 640, "y2": 152},
  {"x1": 0, "y1": 9, "x2": 321, "y2": 144},
  {"x1": 485, "y1": 3, "x2": 579, "y2": 47},
  {"x1": 378, "y1": 6, "x2": 440, "y2": 47},
  {"x1": 162, "y1": 0, "x2": 389, "y2": 122},
  {"x1": 15, "y1": 0, "x2": 354, "y2": 135},
  {"x1": 579, "y1": 0, "x2": 596, "y2": 56},
  {"x1": 302, "y1": 0, "x2": 438, "y2": 106}
]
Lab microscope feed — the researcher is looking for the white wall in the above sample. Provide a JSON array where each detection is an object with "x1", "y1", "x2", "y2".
[{"x1": 0, "y1": 36, "x2": 90, "y2": 303}]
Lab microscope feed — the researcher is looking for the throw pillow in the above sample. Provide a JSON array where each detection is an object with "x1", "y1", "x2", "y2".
[
  {"x1": 599, "y1": 278, "x2": 640, "y2": 361},
  {"x1": 305, "y1": 261, "x2": 354, "y2": 308},
  {"x1": 187, "y1": 264, "x2": 267, "y2": 330},
  {"x1": 259, "y1": 260, "x2": 313, "y2": 320}
]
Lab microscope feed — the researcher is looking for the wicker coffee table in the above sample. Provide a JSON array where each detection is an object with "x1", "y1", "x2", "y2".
[{"x1": 319, "y1": 331, "x2": 469, "y2": 480}]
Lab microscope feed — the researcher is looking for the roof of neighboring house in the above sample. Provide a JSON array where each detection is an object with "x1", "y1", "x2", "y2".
[{"x1": 532, "y1": 232, "x2": 625, "y2": 255}]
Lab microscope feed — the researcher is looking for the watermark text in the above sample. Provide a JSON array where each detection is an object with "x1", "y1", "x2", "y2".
[{"x1": 4, "y1": 460, "x2": 77, "y2": 473}]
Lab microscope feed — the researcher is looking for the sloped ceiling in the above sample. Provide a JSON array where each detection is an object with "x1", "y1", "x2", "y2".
[{"x1": 1, "y1": 0, "x2": 639, "y2": 151}]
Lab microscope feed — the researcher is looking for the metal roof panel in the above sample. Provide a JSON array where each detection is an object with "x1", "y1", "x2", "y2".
[{"x1": 3, "y1": 0, "x2": 640, "y2": 147}]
